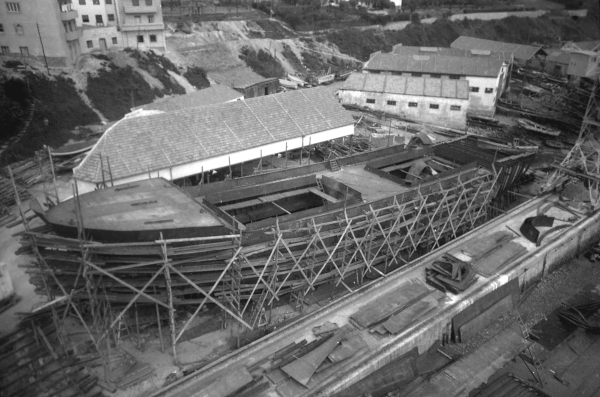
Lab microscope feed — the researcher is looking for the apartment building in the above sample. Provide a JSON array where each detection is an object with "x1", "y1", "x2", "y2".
[
  {"x1": 0, "y1": 0, "x2": 82, "y2": 67},
  {"x1": 73, "y1": 0, "x2": 165, "y2": 52}
]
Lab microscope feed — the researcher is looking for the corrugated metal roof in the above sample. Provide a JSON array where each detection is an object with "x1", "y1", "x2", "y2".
[
  {"x1": 341, "y1": 73, "x2": 469, "y2": 100},
  {"x1": 74, "y1": 88, "x2": 354, "y2": 183},
  {"x1": 363, "y1": 53, "x2": 505, "y2": 77},
  {"x1": 391, "y1": 45, "x2": 513, "y2": 62},
  {"x1": 450, "y1": 36, "x2": 545, "y2": 61},
  {"x1": 131, "y1": 85, "x2": 243, "y2": 113},
  {"x1": 208, "y1": 66, "x2": 278, "y2": 89}
]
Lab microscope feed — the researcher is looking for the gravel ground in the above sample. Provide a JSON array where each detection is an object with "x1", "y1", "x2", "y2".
[{"x1": 446, "y1": 255, "x2": 600, "y2": 357}]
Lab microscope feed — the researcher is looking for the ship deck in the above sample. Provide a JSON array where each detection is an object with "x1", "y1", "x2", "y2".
[{"x1": 45, "y1": 178, "x2": 225, "y2": 232}]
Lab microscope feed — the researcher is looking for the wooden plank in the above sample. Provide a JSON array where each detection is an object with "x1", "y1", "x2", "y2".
[
  {"x1": 459, "y1": 294, "x2": 514, "y2": 341},
  {"x1": 382, "y1": 293, "x2": 440, "y2": 335},
  {"x1": 350, "y1": 279, "x2": 431, "y2": 329},
  {"x1": 307, "y1": 188, "x2": 339, "y2": 203},
  {"x1": 473, "y1": 242, "x2": 527, "y2": 277}
]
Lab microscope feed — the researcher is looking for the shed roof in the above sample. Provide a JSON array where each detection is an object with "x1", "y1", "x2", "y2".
[
  {"x1": 74, "y1": 88, "x2": 353, "y2": 183},
  {"x1": 450, "y1": 36, "x2": 545, "y2": 61},
  {"x1": 131, "y1": 85, "x2": 243, "y2": 113},
  {"x1": 545, "y1": 49, "x2": 571, "y2": 65},
  {"x1": 363, "y1": 53, "x2": 505, "y2": 78},
  {"x1": 341, "y1": 73, "x2": 469, "y2": 100},
  {"x1": 208, "y1": 66, "x2": 278, "y2": 89},
  {"x1": 391, "y1": 45, "x2": 513, "y2": 62},
  {"x1": 573, "y1": 40, "x2": 600, "y2": 52}
]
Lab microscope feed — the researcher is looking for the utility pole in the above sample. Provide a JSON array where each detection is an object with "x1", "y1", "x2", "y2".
[{"x1": 37, "y1": 23, "x2": 50, "y2": 76}]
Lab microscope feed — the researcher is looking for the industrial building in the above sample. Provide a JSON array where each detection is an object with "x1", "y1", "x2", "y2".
[
  {"x1": 0, "y1": 0, "x2": 82, "y2": 66},
  {"x1": 208, "y1": 66, "x2": 280, "y2": 98},
  {"x1": 451, "y1": 36, "x2": 547, "y2": 66},
  {"x1": 561, "y1": 40, "x2": 600, "y2": 82},
  {"x1": 363, "y1": 51, "x2": 508, "y2": 117},
  {"x1": 339, "y1": 73, "x2": 469, "y2": 130},
  {"x1": 73, "y1": 88, "x2": 354, "y2": 193}
]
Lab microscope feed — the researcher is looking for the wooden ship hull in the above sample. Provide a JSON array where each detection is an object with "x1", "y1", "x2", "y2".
[
  {"x1": 475, "y1": 137, "x2": 539, "y2": 154},
  {"x1": 20, "y1": 138, "x2": 535, "y2": 330},
  {"x1": 517, "y1": 118, "x2": 561, "y2": 137}
]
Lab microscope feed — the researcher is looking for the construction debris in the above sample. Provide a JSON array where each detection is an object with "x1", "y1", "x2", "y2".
[{"x1": 426, "y1": 254, "x2": 477, "y2": 294}]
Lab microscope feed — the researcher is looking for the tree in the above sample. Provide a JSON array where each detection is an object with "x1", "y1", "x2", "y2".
[{"x1": 410, "y1": 11, "x2": 421, "y2": 23}]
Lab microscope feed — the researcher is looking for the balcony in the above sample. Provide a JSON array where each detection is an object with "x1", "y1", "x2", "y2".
[
  {"x1": 120, "y1": 22, "x2": 164, "y2": 31},
  {"x1": 60, "y1": 9, "x2": 78, "y2": 21},
  {"x1": 123, "y1": 5, "x2": 157, "y2": 13},
  {"x1": 65, "y1": 28, "x2": 82, "y2": 41}
]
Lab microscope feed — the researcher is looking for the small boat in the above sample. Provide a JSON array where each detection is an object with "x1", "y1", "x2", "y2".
[
  {"x1": 545, "y1": 74, "x2": 567, "y2": 84},
  {"x1": 475, "y1": 136, "x2": 538, "y2": 154},
  {"x1": 54, "y1": 152, "x2": 87, "y2": 172},
  {"x1": 51, "y1": 138, "x2": 99, "y2": 157},
  {"x1": 30, "y1": 178, "x2": 232, "y2": 242},
  {"x1": 287, "y1": 74, "x2": 306, "y2": 87},
  {"x1": 540, "y1": 82, "x2": 557, "y2": 91},
  {"x1": 335, "y1": 71, "x2": 353, "y2": 81},
  {"x1": 316, "y1": 74, "x2": 335, "y2": 85},
  {"x1": 523, "y1": 84, "x2": 545, "y2": 96},
  {"x1": 279, "y1": 79, "x2": 299, "y2": 90},
  {"x1": 544, "y1": 140, "x2": 566, "y2": 149},
  {"x1": 497, "y1": 98, "x2": 521, "y2": 111},
  {"x1": 517, "y1": 118, "x2": 561, "y2": 137}
]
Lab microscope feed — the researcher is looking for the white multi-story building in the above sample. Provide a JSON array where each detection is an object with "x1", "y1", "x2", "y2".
[{"x1": 72, "y1": 0, "x2": 165, "y2": 53}]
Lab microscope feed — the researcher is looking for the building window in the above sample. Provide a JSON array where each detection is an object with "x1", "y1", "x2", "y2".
[
  {"x1": 132, "y1": 0, "x2": 139, "y2": 5},
  {"x1": 430, "y1": 74, "x2": 441, "y2": 78},
  {"x1": 470, "y1": 87, "x2": 480, "y2": 93},
  {"x1": 387, "y1": 100, "x2": 396, "y2": 106},
  {"x1": 145, "y1": 0, "x2": 152, "y2": 4},
  {"x1": 429, "y1": 104, "x2": 439, "y2": 109},
  {"x1": 150, "y1": 34, "x2": 157, "y2": 42},
  {"x1": 449, "y1": 75, "x2": 460, "y2": 80},
  {"x1": 14, "y1": 24, "x2": 23, "y2": 35},
  {"x1": 87, "y1": 40, "x2": 93, "y2": 48},
  {"x1": 82, "y1": 15, "x2": 89, "y2": 22},
  {"x1": 137, "y1": 35, "x2": 144, "y2": 43},
  {"x1": 148, "y1": 15, "x2": 154, "y2": 23},
  {"x1": 1, "y1": 46, "x2": 10, "y2": 55},
  {"x1": 484, "y1": 88, "x2": 493, "y2": 94},
  {"x1": 366, "y1": 99, "x2": 375, "y2": 104},
  {"x1": 134, "y1": 15, "x2": 141, "y2": 23},
  {"x1": 112, "y1": 37, "x2": 117, "y2": 44},
  {"x1": 408, "y1": 102, "x2": 418, "y2": 107},
  {"x1": 0, "y1": 23, "x2": 4, "y2": 32},
  {"x1": 93, "y1": 0, "x2": 99, "y2": 4},
  {"x1": 96, "y1": 15, "x2": 103, "y2": 24},
  {"x1": 19, "y1": 46, "x2": 28, "y2": 56},
  {"x1": 108, "y1": 13, "x2": 115, "y2": 21},
  {"x1": 412, "y1": 73, "x2": 422, "y2": 77},
  {"x1": 450, "y1": 105, "x2": 461, "y2": 111},
  {"x1": 6, "y1": 2, "x2": 20, "y2": 12},
  {"x1": 106, "y1": 0, "x2": 112, "y2": 3},
  {"x1": 79, "y1": 0, "x2": 85, "y2": 4}
]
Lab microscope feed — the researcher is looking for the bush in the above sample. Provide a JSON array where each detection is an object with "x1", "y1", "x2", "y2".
[
  {"x1": 184, "y1": 66, "x2": 210, "y2": 89},
  {"x1": 239, "y1": 47, "x2": 286, "y2": 78}
]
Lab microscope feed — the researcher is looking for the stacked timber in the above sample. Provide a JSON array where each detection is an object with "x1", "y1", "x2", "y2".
[
  {"x1": 3, "y1": 153, "x2": 53, "y2": 188},
  {"x1": 0, "y1": 307, "x2": 101, "y2": 397},
  {"x1": 0, "y1": 175, "x2": 29, "y2": 207}
]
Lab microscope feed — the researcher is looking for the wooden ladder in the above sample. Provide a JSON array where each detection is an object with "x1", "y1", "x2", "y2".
[
  {"x1": 316, "y1": 177, "x2": 324, "y2": 192},
  {"x1": 330, "y1": 159, "x2": 340, "y2": 172}
]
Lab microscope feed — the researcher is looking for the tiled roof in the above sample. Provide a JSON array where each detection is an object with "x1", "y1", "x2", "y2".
[
  {"x1": 208, "y1": 66, "x2": 278, "y2": 89},
  {"x1": 74, "y1": 88, "x2": 354, "y2": 183},
  {"x1": 363, "y1": 53, "x2": 505, "y2": 78},
  {"x1": 391, "y1": 45, "x2": 513, "y2": 62},
  {"x1": 341, "y1": 73, "x2": 469, "y2": 100},
  {"x1": 131, "y1": 85, "x2": 243, "y2": 112},
  {"x1": 450, "y1": 36, "x2": 545, "y2": 61}
]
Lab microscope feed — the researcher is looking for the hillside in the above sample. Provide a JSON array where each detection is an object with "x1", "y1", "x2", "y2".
[{"x1": 1, "y1": 9, "x2": 599, "y2": 163}]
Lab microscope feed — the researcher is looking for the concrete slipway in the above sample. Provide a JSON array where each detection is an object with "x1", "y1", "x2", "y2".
[{"x1": 152, "y1": 193, "x2": 600, "y2": 397}]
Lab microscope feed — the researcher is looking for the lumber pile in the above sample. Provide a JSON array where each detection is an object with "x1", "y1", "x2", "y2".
[
  {"x1": 3, "y1": 153, "x2": 53, "y2": 188},
  {"x1": 0, "y1": 307, "x2": 101, "y2": 397},
  {"x1": 0, "y1": 175, "x2": 29, "y2": 207}
]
